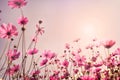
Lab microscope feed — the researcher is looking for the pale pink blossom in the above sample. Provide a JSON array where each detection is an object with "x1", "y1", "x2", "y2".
[
  {"x1": 8, "y1": 0, "x2": 27, "y2": 9},
  {"x1": 7, "y1": 49, "x2": 20, "y2": 61},
  {"x1": 0, "y1": 23, "x2": 18, "y2": 39},
  {"x1": 42, "y1": 50, "x2": 56, "y2": 59},
  {"x1": 17, "y1": 16, "x2": 28, "y2": 25},
  {"x1": 75, "y1": 54, "x2": 86, "y2": 64},
  {"x1": 42, "y1": 50, "x2": 50, "y2": 58},
  {"x1": 27, "y1": 48, "x2": 38, "y2": 55},
  {"x1": 103, "y1": 40, "x2": 115, "y2": 49}
]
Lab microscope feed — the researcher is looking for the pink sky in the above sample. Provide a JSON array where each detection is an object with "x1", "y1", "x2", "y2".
[{"x1": 0, "y1": 0, "x2": 120, "y2": 54}]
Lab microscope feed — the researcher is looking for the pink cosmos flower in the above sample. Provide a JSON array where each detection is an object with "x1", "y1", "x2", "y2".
[
  {"x1": 93, "y1": 68, "x2": 101, "y2": 73},
  {"x1": 84, "y1": 62, "x2": 93, "y2": 70},
  {"x1": 73, "y1": 69, "x2": 79, "y2": 74},
  {"x1": 61, "y1": 72, "x2": 69, "y2": 79},
  {"x1": 8, "y1": 0, "x2": 27, "y2": 9},
  {"x1": 40, "y1": 58, "x2": 48, "y2": 66},
  {"x1": 36, "y1": 24, "x2": 44, "y2": 35},
  {"x1": 42, "y1": 50, "x2": 50, "y2": 58},
  {"x1": 31, "y1": 70, "x2": 40, "y2": 76},
  {"x1": 80, "y1": 75, "x2": 95, "y2": 80},
  {"x1": 0, "y1": 23, "x2": 18, "y2": 39},
  {"x1": 6, "y1": 64, "x2": 20, "y2": 75},
  {"x1": 7, "y1": 49, "x2": 20, "y2": 61},
  {"x1": 112, "y1": 48, "x2": 120, "y2": 56},
  {"x1": 42, "y1": 50, "x2": 56, "y2": 59},
  {"x1": 75, "y1": 54, "x2": 86, "y2": 65},
  {"x1": 103, "y1": 40, "x2": 115, "y2": 49},
  {"x1": 93, "y1": 63, "x2": 103, "y2": 67},
  {"x1": 17, "y1": 16, "x2": 28, "y2": 25},
  {"x1": 50, "y1": 75, "x2": 60, "y2": 80},
  {"x1": 91, "y1": 53, "x2": 99, "y2": 62},
  {"x1": 48, "y1": 52, "x2": 56, "y2": 60},
  {"x1": 62, "y1": 59, "x2": 69, "y2": 67},
  {"x1": 27, "y1": 48, "x2": 38, "y2": 55},
  {"x1": 65, "y1": 43, "x2": 70, "y2": 49}
]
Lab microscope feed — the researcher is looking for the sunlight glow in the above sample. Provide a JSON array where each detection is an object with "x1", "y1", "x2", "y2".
[{"x1": 82, "y1": 24, "x2": 96, "y2": 37}]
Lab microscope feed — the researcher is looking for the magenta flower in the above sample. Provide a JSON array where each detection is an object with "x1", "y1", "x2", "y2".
[
  {"x1": 40, "y1": 58, "x2": 48, "y2": 66},
  {"x1": 62, "y1": 59, "x2": 69, "y2": 67},
  {"x1": 6, "y1": 64, "x2": 20, "y2": 75},
  {"x1": 31, "y1": 70, "x2": 40, "y2": 76},
  {"x1": 42, "y1": 50, "x2": 56, "y2": 59},
  {"x1": 8, "y1": 0, "x2": 27, "y2": 9},
  {"x1": 73, "y1": 69, "x2": 79, "y2": 74},
  {"x1": 75, "y1": 54, "x2": 86, "y2": 65},
  {"x1": 93, "y1": 63, "x2": 103, "y2": 67},
  {"x1": 80, "y1": 75, "x2": 95, "y2": 80},
  {"x1": 50, "y1": 75, "x2": 60, "y2": 80},
  {"x1": 84, "y1": 62, "x2": 92, "y2": 70},
  {"x1": 42, "y1": 50, "x2": 50, "y2": 58},
  {"x1": 17, "y1": 16, "x2": 28, "y2": 26},
  {"x1": 27, "y1": 48, "x2": 38, "y2": 55},
  {"x1": 103, "y1": 40, "x2": 115, "y2": 49},
  {"x1": 93, "y1": 68, "x2": 101, "y2": 73},
  {"x1": 36, "y1": 24, "x2": 44, "y2": 35},
  {"x1": 0, "y1": 23, "x2": 18, "y2": 39},
  {"x1": 7, "y1": 49, "x2": 20, "y2": 61}
]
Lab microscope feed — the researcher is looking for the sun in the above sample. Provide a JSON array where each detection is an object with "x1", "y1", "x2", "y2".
[{"x1": 82, "y1": 24, "x2": 96, "y2": 37}]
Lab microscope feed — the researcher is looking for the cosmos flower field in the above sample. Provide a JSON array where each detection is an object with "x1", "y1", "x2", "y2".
[{"x1": 0, "y1": 0, "x2": 120, "y2": 80}]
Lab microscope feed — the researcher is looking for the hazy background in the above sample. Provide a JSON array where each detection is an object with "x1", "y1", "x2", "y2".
[{"x1": 0, "y1": 0, "x2": 120, "y2": 55}]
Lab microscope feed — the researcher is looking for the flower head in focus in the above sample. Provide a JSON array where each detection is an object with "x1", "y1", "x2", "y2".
[
  {"x1": 18, "y1": 16, "x2": 28, "y2": 26},
  {"x1": 0, "y1": 23, "x2": 18, "y2": 39},
  {"x1": 8, "y1": 0, "x2": 27, "y2": 9}
]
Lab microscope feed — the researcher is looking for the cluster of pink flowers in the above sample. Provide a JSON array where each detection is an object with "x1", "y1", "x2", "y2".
[{"x1": 0, "y1": 0, "x2": 120, "y2": 80}]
